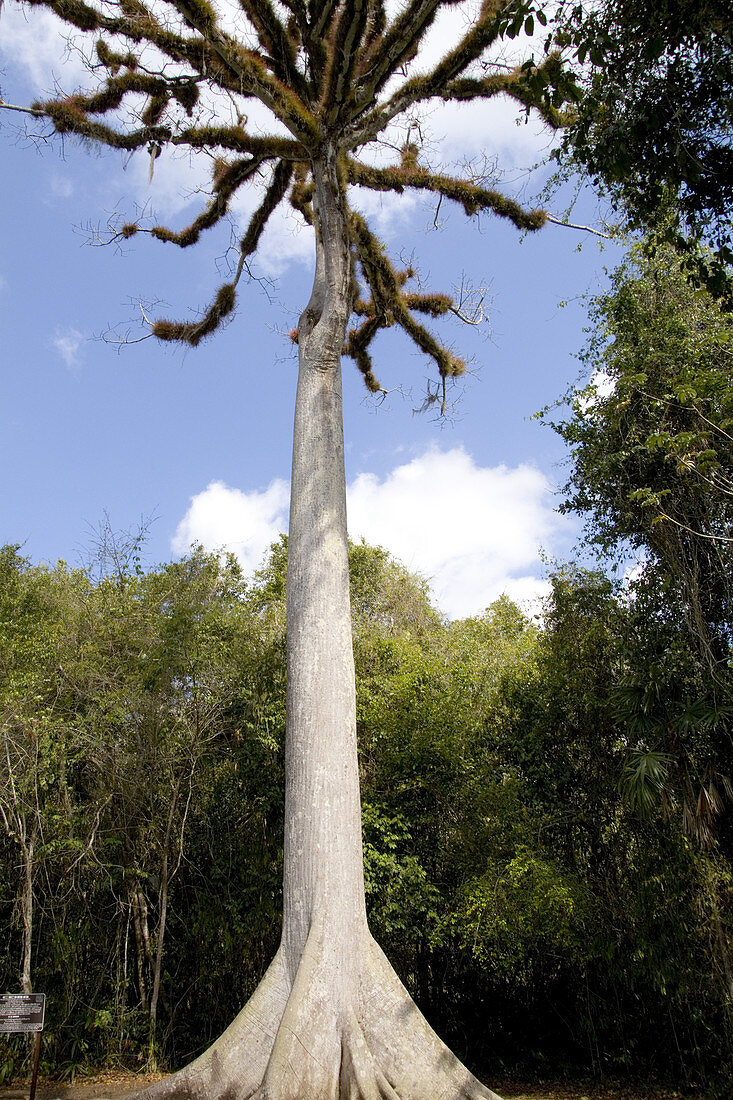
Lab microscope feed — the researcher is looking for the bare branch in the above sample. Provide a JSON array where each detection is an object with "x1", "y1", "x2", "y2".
[
  {"x1": 545, "y1": 213, "x2": 611, "y2": 238},
  {"x1": 0, "y1": 101, "x2": 46, "y2": 117}
]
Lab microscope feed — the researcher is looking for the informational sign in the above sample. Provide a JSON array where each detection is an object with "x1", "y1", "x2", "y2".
[{"x1": 0, "y1": 993, "x2": 46, "y2": 1034}]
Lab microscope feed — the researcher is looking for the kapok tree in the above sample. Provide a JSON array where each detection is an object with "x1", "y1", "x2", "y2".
[{"x1": 2, "y1": 2, "x2": 575, "y2": 1097}]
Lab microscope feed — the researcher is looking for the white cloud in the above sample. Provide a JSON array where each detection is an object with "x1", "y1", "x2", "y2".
[
  {"x1": 0, "y1": 3, "x2": 90, "y2": 92},
  {"x1": 143, "y1": 153, "x2": 207, "y2": 214},
  {"x1": 172, "y1": 448, "x2": 568, "y2": 619},
  {"x1": 427, "y1": 95, "x2": 556, "y2": 169},
  {"x1": 242, "y1": 197, "x2": 315, "y2": 275},
  {"x1": 171, "y1": 478, "x2": 289, "y2": 574},
  {"x1": 350, "y1": 186, "x2": 421, "y2": 237},
  {"x1": 52, "y1": 327, "x2": 84, "y2": 369},
  {"x1": 589, "y1": 368, "x2": 615, "y2": 398},
  {"x1": 347, "y1": 447, "x2": 561, "y2": 618}
]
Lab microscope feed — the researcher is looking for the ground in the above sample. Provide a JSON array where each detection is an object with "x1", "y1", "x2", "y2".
[{"x1": 0, "y1": 1070, "x2": 713, "y2": 1100}]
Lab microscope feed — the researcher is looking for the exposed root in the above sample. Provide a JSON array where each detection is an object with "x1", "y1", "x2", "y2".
[
  {"x1": 136, "y1": 950, "x2": 290, "y2": 1100},
  {"x1": 134, "y1": 933, "x2": 502, "y2": 1100},
  {"x1": 340, "y1": 1011, "x2": 400, "y2": 1100},
  {"x1": 357, "y1": 939, "x2": 502, "y2": 1100},
  {"x1": 256, "y1": 924, "x2": 343, "y2": 1100}
]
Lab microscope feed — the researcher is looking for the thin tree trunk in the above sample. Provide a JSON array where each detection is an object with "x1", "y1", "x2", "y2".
[
  {"x1": 19, "y1": 833, "x2": 34, "y2": 995},
  {"x1": 130, "y1": 878, "x2": 151, "y2": 1014},
  {"x1": 149, "y1": 786, "x2": 180, "y2": 1065}
]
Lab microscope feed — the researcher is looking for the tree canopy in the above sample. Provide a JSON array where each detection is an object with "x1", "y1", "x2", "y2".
[
  {"x1": 554, "y1": 0, "x2": 733, "y2": 294},
  {"x1": 543, "y1": 240, "x2": 733, "y2": 855},
  {"x1": 6, "y1": 0, "x2": 577, "y2": 406}
]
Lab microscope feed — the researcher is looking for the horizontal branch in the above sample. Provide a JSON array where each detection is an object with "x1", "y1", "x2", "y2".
[
  {"x1": 0, "y1": 101, "x2": 46, "y2": 117},
  {"x1": 347, "y1": 155, "x2": 547, "y2": 231},
  {"x1": 22, "y1": 89, "x2": 305, "y2": 161},
  {"x1": 545, "y1": 214, "x2": 611, "y2": 238},
  {"x1": 173, "y1": 125, "x2": 304, "y2": 160},
  {"x1": 442, "y1": 54, "x2": 570, "y2": 129}
]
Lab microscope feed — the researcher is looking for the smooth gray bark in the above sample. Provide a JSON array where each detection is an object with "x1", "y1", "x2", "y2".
[{"x1": 135, "y1": 146, "x2": 501, "y2": 1100}]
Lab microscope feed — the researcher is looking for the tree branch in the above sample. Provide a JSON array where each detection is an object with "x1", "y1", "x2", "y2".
[
  {"x1": 347, "y1": 154, "x2": 547, "y2": 231},
  {"x1": 0, "y1": 101, "x2": 46, "y2": 117},
  {"x1": 545, "y1": 214, "x2": 611, "y2": 238},
  {"x1": 348, "y1": 0, "x2": 505, "y2": 140}
]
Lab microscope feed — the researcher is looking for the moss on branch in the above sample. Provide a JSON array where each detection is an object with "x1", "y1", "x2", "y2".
[
  {"x1": 239, "y1": 0, "x2": 308, "y2": 97},
  {"x1": 347, "y1": 209, "x2": 466, "y2": 389},
  {"x1": 152, "y1": 282, "x2": 237, "y2": 346},
  {"x1": 144, "y1": 160, "x2": 291, "y2": 344},
  {"x1": 321, "y1": 0, "x2": 369, "y2": 126},
  {"x1": 347, "y1": 156, "x2": 547, "y2": 230}
]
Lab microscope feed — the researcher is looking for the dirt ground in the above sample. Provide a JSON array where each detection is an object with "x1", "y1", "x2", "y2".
[{"x1": 0, "y1": 1072, "x2": 716, "y2": 1100}]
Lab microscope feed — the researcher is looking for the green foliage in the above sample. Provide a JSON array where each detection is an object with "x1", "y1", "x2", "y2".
[
  {"x1": 554, "y1": 0, "x2": 733, "y2": 296},
  {"x1": 451, "y1": 847, "x2": 585, "y2": 984},
  {"x1": 543, "y1": 241, "x2": 733, "y2": 860},
  {"x1": 2, "y1": 536, "x2": 732, "y2": 1085},
  {"x1": 545, "y1": 241, "x2": 733, "y2": 659},
  {"x1": 362, "y1": 804, "x2": 440, "y2": 953}
]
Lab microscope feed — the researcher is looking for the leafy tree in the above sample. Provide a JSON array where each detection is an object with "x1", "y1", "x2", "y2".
[
  {"x1": 541, "y1": 244, "x2": 733, "y2": 1065},
  {"x1": 554, "y1": 0, "x2": 733, "y2": 294},
  {"x1": 5, "y1": 538, "x2": 733, "y2": 1085},
  {"x1": 547, "y1": 238, "x2": 733, "y2": 838},
  {"x1": 1, "y1": 3, "x2": 577, "y2": 1098},
  {"x1": 0, "y1": 547, "x2": 87, "y2": 998},
  {"x1": 483, "y1": 567, "x2": 733, "y2": 1083},
  {"x1": 546, "y1": 241, "x2": 733, "y2": 671}
]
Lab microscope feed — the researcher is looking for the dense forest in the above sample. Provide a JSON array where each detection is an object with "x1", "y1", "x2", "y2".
[{"x1": 2, "y1": 241, "x2": 732, "y2": 1093}]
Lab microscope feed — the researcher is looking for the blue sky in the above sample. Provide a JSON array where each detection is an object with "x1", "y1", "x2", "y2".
[{"x1": 0, "y1": 2, "x2": 621, "y2": 617}]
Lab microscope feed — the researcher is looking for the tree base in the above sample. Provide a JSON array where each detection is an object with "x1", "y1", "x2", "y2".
[{"x1": 136, "y1": 932, "x2": 501, "y2": 1100}]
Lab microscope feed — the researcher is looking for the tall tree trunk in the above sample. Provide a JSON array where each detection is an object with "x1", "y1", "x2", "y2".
[{"x1": 136, "y1": 145, "x2": 500, "y2": 1100}]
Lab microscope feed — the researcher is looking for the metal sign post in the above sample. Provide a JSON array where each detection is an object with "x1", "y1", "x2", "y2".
[{"x1": 0, "y1": 994, "x2": 46, "y2": 1100}]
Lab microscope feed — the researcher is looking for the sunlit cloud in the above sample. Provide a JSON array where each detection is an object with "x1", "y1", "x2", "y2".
[
  {"x1": 171, "y1": 478, "x2": 289, "y2": 575},
  {"x1": 172, "y1": 447, "x2": 571, "y2": 618},
  {"x1": 577, "y1": 368, "x2": 616, "y2": 414},
  {"x1": 347, "y1": 447, "x2": 564, "y2": 618}
]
